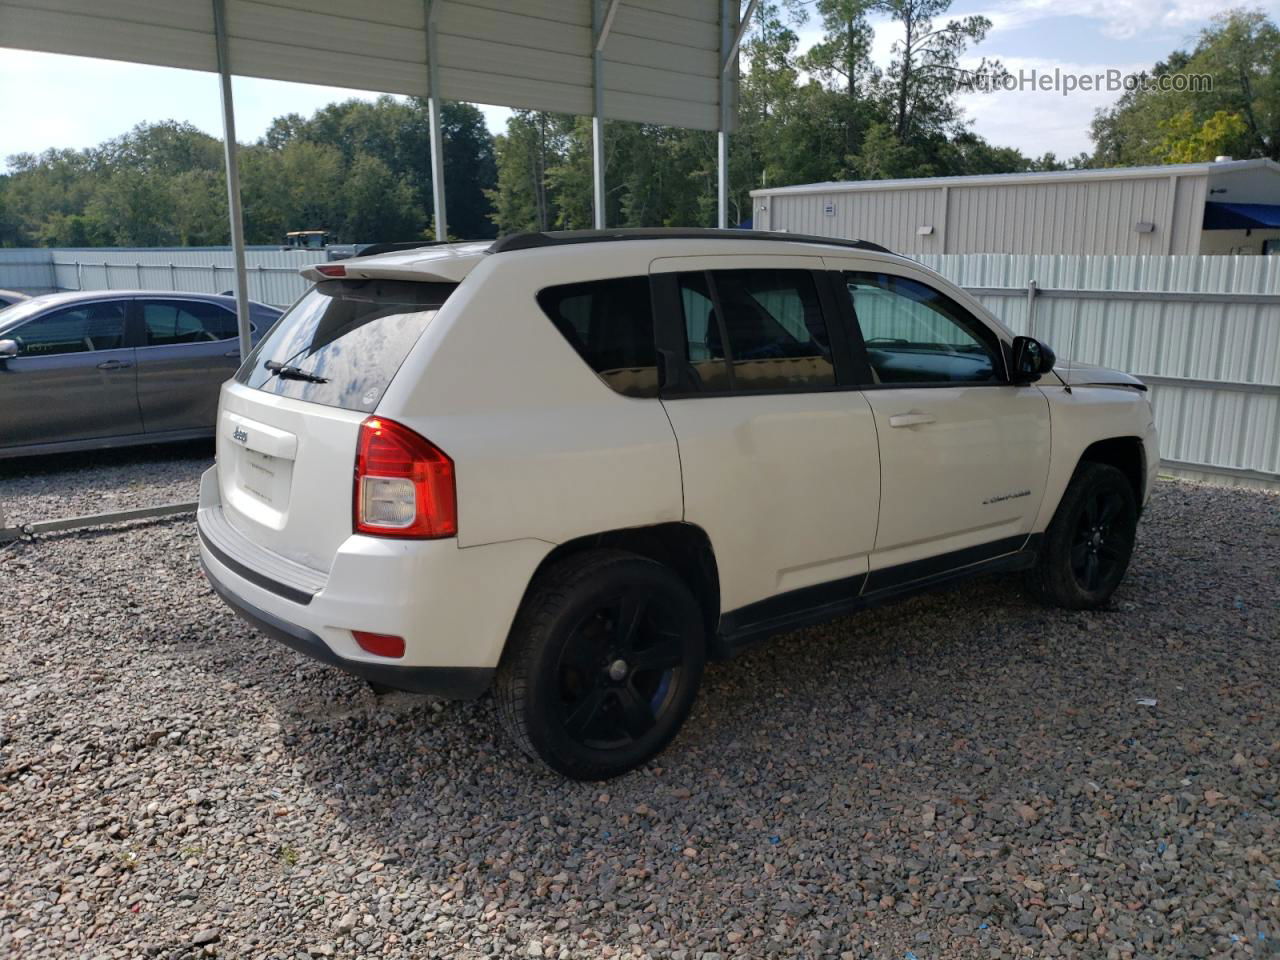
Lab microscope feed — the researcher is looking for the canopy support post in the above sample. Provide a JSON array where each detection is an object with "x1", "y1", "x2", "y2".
[
  {"x1": 717, "y1": 0, "x2": 755, "y2": 230},
  {"x1": 212, "y1": 0, "x2": 252, "y2": 358},
  {"x1": 717, "y1": 131, "x2": 728, "y2": 230},
  {"x1": 591, "y1": 0, "x2": 608, "y2": 230},
  {"x1": 717, "y1": 0, "x2": 732, "y2": 229},
  {"x1": 425, "y1": 0, "x2": 448, "y2": 241}
]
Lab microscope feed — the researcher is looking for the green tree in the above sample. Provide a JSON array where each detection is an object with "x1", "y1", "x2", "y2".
[
  {"x1": 3, "y1": 148, "x2": 104, "y2": 245},
  {"x1": 1160, "y1": 108, "x2": 1250, "y2": 162},
  {"x1": 802, "y1": 0, "x2": 876, "y2": 99},
  {"x1": 265, "y1": 96, "x2": 497, "y2": 238},
  {"x1": 343, "y1": 153, "x2": 423, "y2": 241},
  {"x1": 1091, "y1": 9, "x2": 1279, "y2": 164},
  {"x1": 439, "y1": 102, "x2": 499, "y2": 238},
  {"x1": 239, "y1": 139, "x2": 342, "y2": 243},
  {"x1": 488, "y1": 111, "x2": 574, "y2": 234},
  {"x1": 0, "y1": 177, "x2": 21, "y2": 247},
  {"x1": 84, "y1": 169, "x2": 180, "y2": 245},
  {"x1": 875, "y1": 0, "x2": 998, "y2": 142}
]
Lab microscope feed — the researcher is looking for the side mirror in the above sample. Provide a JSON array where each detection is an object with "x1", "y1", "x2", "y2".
[
  {"x1": 1010, "y1": 335, "x2": 1056, "y2": 383},
  {"x1": 0, "y1": 339, "x2": 17, "y2": 359}
]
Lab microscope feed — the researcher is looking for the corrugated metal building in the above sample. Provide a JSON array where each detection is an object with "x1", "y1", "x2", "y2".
[{"x1": 751, "y1": 159, "x2": 1280, "y2": 257}]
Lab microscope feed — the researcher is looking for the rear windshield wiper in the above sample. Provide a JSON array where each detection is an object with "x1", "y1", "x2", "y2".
[{"x1": 264, "y1": 360, "x2": 328, "y2": 384}]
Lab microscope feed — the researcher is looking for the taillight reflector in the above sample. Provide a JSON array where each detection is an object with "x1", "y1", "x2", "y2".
[
  {"x1": 352, "y1": 631, "x2": 405, "y2": 658},
  {"x1": 353, "y1": 417, "x2": 457, "y2": 539}
]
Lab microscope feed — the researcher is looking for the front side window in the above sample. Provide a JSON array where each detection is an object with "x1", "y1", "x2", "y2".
[
  {"x1": 677, "y1": 269, "x2": 834, "y2": 393},
  {"x1": 142, "y1": 300, "x2": 238, "y2": 345},
  {"x1": 845, "y1": 272, "x2": 1002, "y2": 384},
  {"x1": 536, "y1": 276, "x2": 658, "y2": 398},
  {"x1": 238, "y1": 279, "x2": 455, "y2": 412},
  {"x1": 10, "y1": 301, "x2": 128, "y2": 356}
]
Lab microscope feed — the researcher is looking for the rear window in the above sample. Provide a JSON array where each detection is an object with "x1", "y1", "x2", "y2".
[
  {"x1": 237, "y1": 279, "x2": 455, "y2": 412},
  {"x1": 536, "y1": 276, "x2": 658, "y2": 398}
]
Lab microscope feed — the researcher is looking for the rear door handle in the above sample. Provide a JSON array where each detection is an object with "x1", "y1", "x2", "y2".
[
  {"x1": 223, "y1": 350, "x2": 240, "y2": 358},
  {"x1": 96, "y1": 360, "x2": 133, "y2": 370},
  {"x1": 888, "y1": 412, "x2": 936, "y2": 428}
]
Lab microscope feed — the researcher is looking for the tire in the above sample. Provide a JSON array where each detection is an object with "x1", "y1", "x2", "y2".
[
  {"x1": 1029, "y1": 462, "x2": 1138, "y2": 610},
  {"x1": 496, "y1": 549, "x2": 706, "y2": 780}
]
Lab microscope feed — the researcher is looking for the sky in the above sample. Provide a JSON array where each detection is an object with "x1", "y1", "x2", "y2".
[{"x1": 1, "y1": 0, "x2": 1276, "y2": 172}]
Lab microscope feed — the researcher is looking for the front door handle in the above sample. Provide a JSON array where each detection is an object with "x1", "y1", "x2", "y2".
[
  {"x1": 96, "y1": 360, "x2": 133, "y2": 370},
  {"x1": 223, "y1": 350, "x2": 240, "y2": 358},
  {"x1": 888, "y1": 412, "x2": 936, "y2": 428}
]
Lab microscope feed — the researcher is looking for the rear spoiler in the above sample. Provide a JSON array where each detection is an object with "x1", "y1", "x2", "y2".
[{"x1": 299, "y1": 255, "x2": 476, "y2": 285}]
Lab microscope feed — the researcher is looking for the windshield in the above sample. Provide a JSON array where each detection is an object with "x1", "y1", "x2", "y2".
[{"x1": 236, "y1": 278, "x2": 456, "y2": 412}]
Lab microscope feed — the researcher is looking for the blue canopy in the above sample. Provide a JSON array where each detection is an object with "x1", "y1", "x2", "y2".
[{"x1": 1203, "y1": 201, "x2": 1280, "y2": 229}]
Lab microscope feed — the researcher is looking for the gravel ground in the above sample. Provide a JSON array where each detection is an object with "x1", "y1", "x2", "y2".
[
  {"x1": 0, "y1": 442, "x2": 211, "y2": 527},
  {"x1": 1, "y1": 454, "x2": 1277, "y2": 960}
]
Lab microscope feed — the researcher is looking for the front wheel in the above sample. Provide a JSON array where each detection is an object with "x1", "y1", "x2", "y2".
[
  {"x1": 496, "y1": 549, "x2": 706, "y2": 780},
  {"x1": 1029, "y1": 462, "x2": 1138, "y2": 610}
]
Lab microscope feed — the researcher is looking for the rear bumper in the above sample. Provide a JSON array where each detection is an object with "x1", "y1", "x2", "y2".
[
  {"x1": 201, "y1": 556, "x2": 493, "y2": 698},
  {"x1": 195, "y1": 467, "x2": 550, "y2": 698}
]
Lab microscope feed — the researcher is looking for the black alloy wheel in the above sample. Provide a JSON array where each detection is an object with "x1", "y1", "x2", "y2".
[
  {"x1": 1029, "y1": 462, "x2": 1138, "y2": 610},
  {"x1": 1069, "y1": 486, "x2": 1129, "y2": 592},
  {"x1": 555, "y1": 587, "x2": 685, "y2": 750},
  {"x1": 496, "y1": 549, "x2": 705, "y2": 780}
]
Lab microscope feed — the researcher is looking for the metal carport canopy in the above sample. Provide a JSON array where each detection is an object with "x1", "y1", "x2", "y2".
[
  {"x1": 0, "y1": 0, "x2": 738, "y2": 131},
  {"x1": 0, "y1": 0, "x2": 749, "y2": 358}
]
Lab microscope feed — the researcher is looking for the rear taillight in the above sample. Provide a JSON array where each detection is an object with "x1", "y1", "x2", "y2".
[
  {"x1": 315, "y1": 264, "x2": 346, "y2": 277},
  {"x1": 353, "y1": 417, "x2": 456, "y2": 539}
]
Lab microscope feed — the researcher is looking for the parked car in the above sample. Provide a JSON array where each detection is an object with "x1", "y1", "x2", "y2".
[
  {"x1": 0, "y1": 290, "x2": 280, "y2": 458},
  {"x1": 0, "y1": 289, "x2": 30, "y2": 307},
  {"x1": 197, "y1": 229, "x2": 1159, "y2": 780}
]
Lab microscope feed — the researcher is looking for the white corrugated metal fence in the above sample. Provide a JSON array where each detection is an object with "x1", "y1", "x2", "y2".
[{"x1": 0, "y1": 247, "x2": 311, "y2": 307}]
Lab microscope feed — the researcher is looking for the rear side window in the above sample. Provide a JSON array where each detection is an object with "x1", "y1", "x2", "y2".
[
  {"x1": 141, "y1": 299, "x2": 237, "y2": 345},
  {"x1": 536, "y1": 276, "x2": 658, "y2": 398},
  {"x1": 237, "y1": 279, "x2": 455, "y2": 412},
  {"x1": 677, "y1": 269, "x2": 834, "y2": 393}
]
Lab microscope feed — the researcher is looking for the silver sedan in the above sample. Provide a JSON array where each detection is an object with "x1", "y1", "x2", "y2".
[{"x1": 0, "y1": 290, "x2": 280, "y2": 458}]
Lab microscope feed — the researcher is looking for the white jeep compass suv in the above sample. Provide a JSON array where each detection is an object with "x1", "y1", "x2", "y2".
[{"x1": 198, "y1": 229, "x2": 1159, "y2": 780}]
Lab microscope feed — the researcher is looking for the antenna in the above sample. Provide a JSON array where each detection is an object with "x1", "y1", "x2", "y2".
[{"x1": 1063, "y1": 308, "x2": 1076, "y2": 394}]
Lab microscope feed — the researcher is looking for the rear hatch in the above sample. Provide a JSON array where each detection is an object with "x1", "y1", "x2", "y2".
[{"x1": 215, "y1": 278, "x2": 456, "y2": 572}]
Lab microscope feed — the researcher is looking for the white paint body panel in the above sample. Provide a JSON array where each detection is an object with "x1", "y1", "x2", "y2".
[
  {"x1": 661, "y1": 393, "x2": 881, "y2": 611},
  {"x1": 864, "y1": 386, "x2": 1050, "y2": 567},
  {"x1": 1032, "y1": 384, "x2": 1160, "y2": 531}
]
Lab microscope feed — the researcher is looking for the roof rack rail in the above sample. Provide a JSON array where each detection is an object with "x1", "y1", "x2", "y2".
[
  {"x1": 353, "y1": 240, "x2": 455, "y2": 258},
  {"x1": 487, "y1": 228, "x2": 894, "y2": 255}
]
